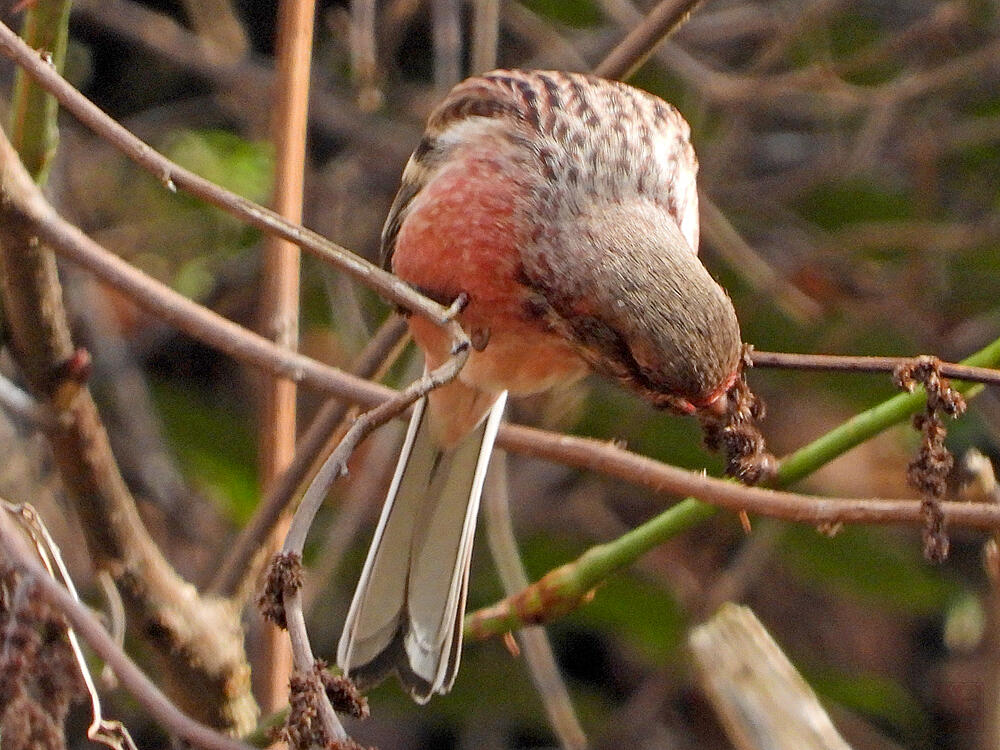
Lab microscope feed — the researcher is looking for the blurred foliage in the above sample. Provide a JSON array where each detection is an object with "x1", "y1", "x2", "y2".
[
  {"x1": 518, "y1": 0, "x2": 603, "y2": 28},
  {"x1": 809, "y1": 667, "x2": 931, "y2": 738},
  {"x1": 163, "y1": 129, "x2": 273, "y2": 202},
  {"x1": 151, "y1": 379, "x2": 258, "y2": 523},
  {"x1": 779, "y1": 524, "x2": 961, "y2": 616}
]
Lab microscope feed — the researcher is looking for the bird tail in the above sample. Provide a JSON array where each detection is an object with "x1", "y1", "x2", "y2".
[{"x1": 337, "y1": 390, "x2": 508, "y2": 703}]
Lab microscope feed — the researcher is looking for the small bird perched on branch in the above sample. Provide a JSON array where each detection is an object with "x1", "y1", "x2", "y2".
[{"x1": 337, "y1": 69, "x2": 743, "y2": 702}]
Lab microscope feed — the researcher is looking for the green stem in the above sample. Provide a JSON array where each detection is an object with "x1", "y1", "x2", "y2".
[
  {"x1": 588, "y1": 339, "x2": 1000, "y2": 567},
  {"x1": 466, "y1": 337, "x2": 1000, "y2": 637},
  {"x1": 776, "y1": 338, "x2": 1000, "y2": 486},
  {"x1": 9, "y1": 0, "x2": 72, "y2": 184}
]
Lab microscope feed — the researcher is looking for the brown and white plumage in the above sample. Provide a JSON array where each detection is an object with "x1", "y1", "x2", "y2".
[{"x1": 338, "y1": 70, "x2": 741, "y2": 702}]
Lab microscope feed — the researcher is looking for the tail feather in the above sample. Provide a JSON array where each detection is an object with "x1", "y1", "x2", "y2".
[{"x1": 337, "y1": 391, "x2": 508, "y2": 702}]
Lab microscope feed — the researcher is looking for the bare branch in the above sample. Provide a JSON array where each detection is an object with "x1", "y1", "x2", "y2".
[
  {"x1": 256, "y1": 0, "x2": 316, "y2": 713},
  {"x1": 264, "y1": 300, "x2": 469, "y2": 745},
  {"x1": 0, "y1": 106, "x2": 256, "y2": 731},
  {"x1": 0, "y1": 18, "x2": 459, "y2": 339},
  {"x1": 209, "y1": 315, "x2": 409, "y2": 599},
  {"x1": 498, "y1": 424, "x2": 1000, "y2": 529},
  {"x1": 750, "y1": 351, "x2": 1000, "y2": 387},
  {"x1": 483, "y1": 455, "x2": 588, "y2": 749},
  {"x1": 595, "y1": 0, "x2": 705, "y2": 80}
]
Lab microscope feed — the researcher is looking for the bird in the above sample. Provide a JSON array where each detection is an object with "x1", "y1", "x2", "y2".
[{"x1": 337, "y1": 69, "x2": 743, "y2": 703}]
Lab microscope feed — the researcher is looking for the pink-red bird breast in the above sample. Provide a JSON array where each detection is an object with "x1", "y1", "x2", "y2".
[{"x1": 393, "y1": 148, "x2": 589, "y2": 443}]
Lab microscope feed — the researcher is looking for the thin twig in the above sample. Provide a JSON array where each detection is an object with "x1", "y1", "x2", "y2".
[
  {"x1": 299, "y1": 415, "x2": 399, "y2": 617},
  {"x1": 0, "y1": 18, "x2": 460, "y2": 339},
  {"x1": 281, "y1": 297, "x2": 469, "y2": 557},
  {"x1": 11, "y1": 148, "x2": 392, "y2": 404},
  {"x1": 750, "y1": 351, "x2": 1000, "y2": 387},
  {"x1": 209, "y1": 315, "x2": 409, "y2": 599},
  {"x1": 0, "y1": 510, "x2": 258, "y2": 750},
  {"x1": 466, "y1": 336, "x2": 1000, "y2": 637},
  {"x1": 483, "y1": 454, "x2": 588, "y2": 749},
  {"x1": 470, "y1": 0, "x2": 500, "y2": 74},
  {"x1": 257, "y1": 0, "x2": 316, "y2": 713},
  {"x1": 280, "y1": 585, "x2": 347, "y2": 741},
  {"x1": 594, "y1": 0, "x2": 705, "y2": 80},
  {"x1": 272, "y1": 301, "x2": 469, "y2": 743}
]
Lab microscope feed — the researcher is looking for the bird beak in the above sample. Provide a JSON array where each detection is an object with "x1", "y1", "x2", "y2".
[{"x1": 691, "y1": 369, "x2": 740, "y2": 418}]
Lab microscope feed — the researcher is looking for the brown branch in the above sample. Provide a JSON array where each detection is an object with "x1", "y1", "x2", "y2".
[
  {"x1": 20, "y1": 158, "x2": 391, "y2": 405},
  {"x1": 0, "y1": 18, "x2": 457, "y2": 338},
  {"x1": 750, "y1": 351, "x2": 1000, "y2": 387},
  {"x1": 257, "y1": 0, "x2": 315, "y2": 713},
  {"x1": 264, "y1": 302, "x2": 470, "y2": 746},
  {"x1": 595, "y1": 0, "x2": 705, "y2": 80},
  {"x1": 260, "y1": 0, "x2": 313, "y2": 498},
  {"x1": 4, "y1": 107, "x2": 999, "y2": 537},
  {"x1": 281, "y1": 297, "x2": 470, "y2": 559},
  {"x1": 0, "y1": 510, "x2": 258, "y2": 750},
  {"x1": 0, "y1": 110, "x2": 256, "y2": 731},
  {"x1": 498, "y1": 423, "x2": 1000, "y2": 530},
  {"x1": 209, "y1": 314, "x2": 408, "y2": 599}
]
